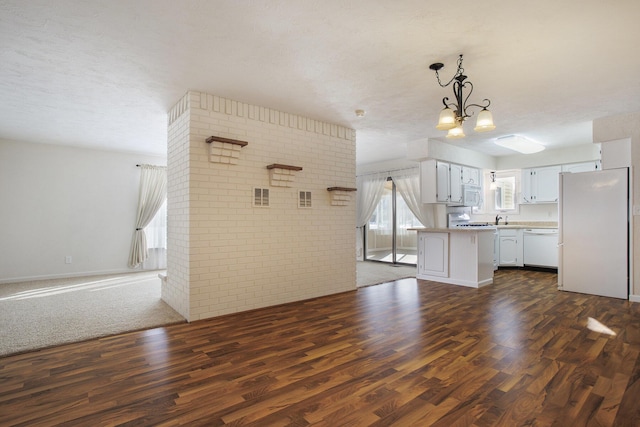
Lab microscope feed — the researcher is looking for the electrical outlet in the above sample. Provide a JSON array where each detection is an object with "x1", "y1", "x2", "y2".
[{"x1": 65, "y1": 256, "x2": 72, "y2": 264}]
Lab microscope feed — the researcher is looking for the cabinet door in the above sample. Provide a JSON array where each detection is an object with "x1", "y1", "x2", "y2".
[
  {"x1": 462, "y1": 166, "x2": 480, "y2": 185},
  {"x1": 436, "y1": 161, "x2": 450, "y2": 203},
  {"x1": 499, "y1": 237, "x2": 518, "y2": 266},
  {"x1": 449, "y1": 163, "x2": 463, "y2": 204},
  {"x1": 533, "y1": 165, "x2": 562, "y2": 202},
  {"x1": 522, "y1": 166, "x2": 561, "y2": 203},
  {"x1": 493, "y1": 231, "x2": 499, "y2": 270},
  {"x1": 418, "y1": 233, "x2": 449, "y2": 277},
  {"x1": 562, "y1": 162, "x2": 599, "y2": 173},
  {"x1": 521, "y1": 169, "x2": 533, "y2": 203}
]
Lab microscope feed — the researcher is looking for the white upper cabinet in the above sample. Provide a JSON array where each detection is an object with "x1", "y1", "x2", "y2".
[
  {"x1": 421, "y1": 160, "x2": 476, "y2": 205},
  {"x1": 521, "y1": 165, "x2": 562, "y2": 203},
  {"x1": 436, "y1": 161, "x2": 450, "y2": 203},
  {"x1": 449, "y1": 163, "x2": 463, "y2": 205},
  {"x1": 462, "y1": 166, "x2": 480, "y2": 185},
  {"x1": 521, "y1": 161, "x2": 600, "y2": 204},
  {"x1": 561, "y1": 161, "x2": 600, "y2": 173}
]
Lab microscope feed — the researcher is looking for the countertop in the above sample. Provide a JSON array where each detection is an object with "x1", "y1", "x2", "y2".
[
  {"x1": 494, "y1": 222, "x2": 558, "y2": 229},
  {"x1": 409, "y1": 227, "x2": 497, "y2": 233},
  {"x1": 409, "y1": 222, "x2": 558, "y2": 232}
]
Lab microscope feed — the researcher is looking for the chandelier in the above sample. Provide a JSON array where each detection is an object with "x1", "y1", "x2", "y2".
[{"x1": 429, "y1": 54, "x2": 495, "y2": 139}]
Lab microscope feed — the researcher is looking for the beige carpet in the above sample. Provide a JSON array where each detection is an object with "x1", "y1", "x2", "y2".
[
  {"x1": 0, "y1": 271, "x2": 185, "y2": 357},
  {"x1": 0, "y1": 263, "x2": 414, "y2": 357},
  {"x1": 356, "y1": 261, "x2": 416, "y2": 287}
]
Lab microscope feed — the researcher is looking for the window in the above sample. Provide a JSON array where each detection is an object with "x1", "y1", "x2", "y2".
[
  {"x1": 488, "y1": 170, "x2": 520, "y2": 213},
  {"x1": 495, "y1": 176, "x2": 516, "y2": 211}
]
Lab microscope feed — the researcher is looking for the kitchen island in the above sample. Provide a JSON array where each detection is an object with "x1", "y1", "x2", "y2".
[{"x1": 411, "y1": 227, "x2": 495, "y2": 288}]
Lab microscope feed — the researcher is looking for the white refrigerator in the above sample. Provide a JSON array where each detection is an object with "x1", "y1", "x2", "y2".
[{"x1": 558, "y1": 168, "x2": 629, "y2": 299}]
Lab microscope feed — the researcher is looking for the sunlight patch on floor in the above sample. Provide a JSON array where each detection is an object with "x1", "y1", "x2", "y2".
[
  {"x1": 587, "y1": 317, "x2": 617, "y2": 336},
  {"x1": 0, "y1": 273, "x2": 159, "y2": 301}
]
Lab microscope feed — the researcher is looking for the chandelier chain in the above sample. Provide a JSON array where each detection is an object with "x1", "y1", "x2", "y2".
[{"x1": 435, "y1": 54, "x2": 465, "y2": 88}]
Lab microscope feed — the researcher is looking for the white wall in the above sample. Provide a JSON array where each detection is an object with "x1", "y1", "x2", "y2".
[
  {"x1": 165, "y1": 92, "x2": 357, "y2": 321},
  {"x1": 406, "y1": 138, "x2": 497, "y2": 170},
  {"x1": 356, "y1": 158, "x2": 419, "y2": 176},
  {"x1": 0, "y1": 139, "x2": 166, "y2": 283}
]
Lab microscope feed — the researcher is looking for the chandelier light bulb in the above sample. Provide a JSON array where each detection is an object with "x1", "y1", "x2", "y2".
[
  {"x1": 474, "y1": 108, "x2": 496, "y2": 132},
  {"x1": 446, "y1": 124, "x2": 465, "y2": 139},
  {"x1": 436, "y1": 107, "x2": 457, "y2": 130}
]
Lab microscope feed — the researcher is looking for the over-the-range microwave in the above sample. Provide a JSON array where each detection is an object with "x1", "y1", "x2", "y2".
[{"x1": 462, "y1": 184, "x2": 482, "y2": 207}]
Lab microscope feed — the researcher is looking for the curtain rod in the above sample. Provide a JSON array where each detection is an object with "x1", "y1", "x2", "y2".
[
  {"x1": 356, "y1": 166, "x2": 418, "y2": 178},
  {"x1": 136, "y1": 164, "x2": 166, "y2": 168}
]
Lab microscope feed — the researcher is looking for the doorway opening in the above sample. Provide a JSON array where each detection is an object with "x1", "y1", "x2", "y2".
[{"x1": 365, "y1": 178, "x2": 420, "y2": 265}]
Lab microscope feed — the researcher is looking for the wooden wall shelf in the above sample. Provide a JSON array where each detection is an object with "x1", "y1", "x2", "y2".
[
  {"x1": 327, "y1": 187, "x2": 357, "y2": 192},
  {"x1": 206, "y1": 136, "x2": 248, "y2": 165},
  {"x1": 266, "y1": 164, "x2": 303, "y2": 171},
  {"x1": 327, "y1": 187, "x2": 357, "y2": 206},
  {"x1": 267, "y1": 164, "x2": 303, "y2": 187},
  {"x1": 206, "y1": 136, "x2": 248, "y2": 147}
]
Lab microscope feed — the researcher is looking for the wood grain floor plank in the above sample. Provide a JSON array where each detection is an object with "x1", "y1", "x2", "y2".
[{"x1": 1, "y1": 269, "x2": 640, "y2": 426}]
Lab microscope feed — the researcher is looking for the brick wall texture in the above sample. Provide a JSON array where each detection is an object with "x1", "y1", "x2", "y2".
[{"x1": 166, "y1": 91, "x2": 356, "y2": 321}]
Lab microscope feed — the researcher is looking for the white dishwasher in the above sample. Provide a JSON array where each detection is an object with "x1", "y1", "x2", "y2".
[{"x1": 523, "y1": 228, "x2": 558, "y2": 268}]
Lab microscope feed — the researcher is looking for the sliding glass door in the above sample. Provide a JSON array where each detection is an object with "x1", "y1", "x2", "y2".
[{"x1": 365, "y1": 179, "x2": 420, "y2": 264}]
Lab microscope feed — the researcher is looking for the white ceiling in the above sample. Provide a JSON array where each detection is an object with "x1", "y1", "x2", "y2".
[{"x1": 2, "y1": 1, "x2": 640, "y2": 165}]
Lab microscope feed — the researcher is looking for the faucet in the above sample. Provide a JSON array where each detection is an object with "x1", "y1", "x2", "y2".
[{"x1": 495, "y1": 214, "x2": 503, "y2": 225}]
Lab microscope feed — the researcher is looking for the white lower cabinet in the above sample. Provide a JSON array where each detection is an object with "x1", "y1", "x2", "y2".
[
  {"x1": 416, "y1": 229, "x2": 494, "y2": 288},
  {"x1": 418, "y1": 232, "x2": 449, "y2": 277},
  {"x1": 498, "y1": 228, "x2": 523, "y2": 267}
]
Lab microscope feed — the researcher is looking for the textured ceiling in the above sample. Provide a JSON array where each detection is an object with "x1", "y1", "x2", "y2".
[{"x1": 1, "y1": 0, "x2": 640, "y2": 165}]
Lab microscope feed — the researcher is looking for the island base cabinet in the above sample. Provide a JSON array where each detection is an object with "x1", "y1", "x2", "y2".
[
  {"x1": 449, "y1": 232, "x2": 495, "y2": 287},
  {"x1": 415, "y1": 229, "x2": 494, "y2": 288},
  {"x1": 417, "y1": 232, "x2": 449, "y2": 277}
]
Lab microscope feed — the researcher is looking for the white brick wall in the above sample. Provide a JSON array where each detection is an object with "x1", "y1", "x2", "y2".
[
  {"x1": 164, "y1": 92, "x2": 192, "y2": 319},
  {"x1": 166, "y1": 91, "x2": 356, "y2": 321}
]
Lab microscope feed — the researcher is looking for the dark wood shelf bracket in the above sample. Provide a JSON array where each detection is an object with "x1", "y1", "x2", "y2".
[
  {"x1": 327, "y1": 187, "x2": 357, "y2": 192},
  {"x1": 266, "y1": 164, "x2": 303, "y2": 187},
  {"x1": 206, "y1": 136, "x2": 248, "y2": 164},
  {"x1": 327, "y1": 186, "x2": 357, "y2": 206}
]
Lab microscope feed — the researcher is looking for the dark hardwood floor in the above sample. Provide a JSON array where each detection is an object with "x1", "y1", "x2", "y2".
[{"x1": 1, "y1": 269, "x2": 640, "y2": 426}]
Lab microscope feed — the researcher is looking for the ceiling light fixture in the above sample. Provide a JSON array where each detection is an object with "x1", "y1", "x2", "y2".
[
  {"x1": 489, "y1": 171, "x2": 498, "y2": 190},
  {"x1": 494, "y1": 135, "x2": 545, "y2": 154},
  {"x1": 429, "y1": 54, "x2": 495, "y2": 138}
]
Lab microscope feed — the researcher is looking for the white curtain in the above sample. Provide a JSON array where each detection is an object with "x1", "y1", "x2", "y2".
[
  {"x1": 141, "y1": 199, "x2": 167, "y2": 270},
  {"x1": 390, "y1": 168, "x2": 436, "y2": 228},
  {"x1": 355, "y1": 173, "x2": 387, "y2": 260},
  {"x1": 128, "y1": 165, "x2": 167, "y2": 269}
]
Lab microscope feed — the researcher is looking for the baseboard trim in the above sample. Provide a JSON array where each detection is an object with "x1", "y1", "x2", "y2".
[
  {"x1": 0, "y1": 268, "x2": 145, "y2": 285},
  {"x1": 629, "y1": 294, "x2": 640, "y2": 303}
]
